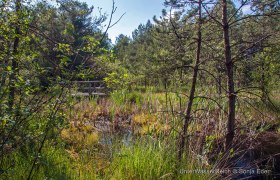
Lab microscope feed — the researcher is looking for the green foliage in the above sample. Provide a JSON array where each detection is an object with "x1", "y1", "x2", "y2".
[
  {"x1": 0, "y1": 0, "x2": 111, "y2": 178},
  {"x1": 104, "y1": 72, "x2": 131, "y2": 90}
]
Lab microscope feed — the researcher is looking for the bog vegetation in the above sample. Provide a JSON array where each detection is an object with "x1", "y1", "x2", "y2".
[{"x1": 0, "y1": 0, "x2": 280, "y2": 179}]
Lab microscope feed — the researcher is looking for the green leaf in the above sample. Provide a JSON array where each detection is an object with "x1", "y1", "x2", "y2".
[{"x1": 7, "y1": 66, "x2": 12, "y2": 71}]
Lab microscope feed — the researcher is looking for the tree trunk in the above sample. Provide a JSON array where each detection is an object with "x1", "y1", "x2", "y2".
[
  {"x1": 178, "y1": 0, "x2": 202, "y2": 161},
  {"x1": 8, "y1": 0, "x2": 21, "y2": 111},
  {"x1": 222, "y1": 0, "x2": 236, "y2": 150}
]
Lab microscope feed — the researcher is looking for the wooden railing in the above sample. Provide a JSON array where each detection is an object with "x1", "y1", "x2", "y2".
[{"x1": 71, "y1": 81, "x2": 107, "y2": 96}]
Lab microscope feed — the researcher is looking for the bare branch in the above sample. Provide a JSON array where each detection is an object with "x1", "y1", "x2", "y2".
[
  {"x1": 100, "y1": 0, "x2": 125, "y2": 43},
  {"x1": 228, "y1": 0, "x2": 249, "y2": 23},
  {"x1": 229, "y1": 12, "x2": 280, "y2": 27},
  {"x1": 202, "y1": 2, "x2": 223, "y2": 26}
]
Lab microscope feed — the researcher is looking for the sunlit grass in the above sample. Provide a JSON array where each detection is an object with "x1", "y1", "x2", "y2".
[{"x1": 104, "y1": 137, "x2": 212, "y2": 180}]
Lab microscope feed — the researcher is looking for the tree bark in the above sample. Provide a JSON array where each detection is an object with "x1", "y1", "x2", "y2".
[
  {"x1": 178, "y1": 0, "x2": 202, "y2": 161},
  {"x1": 222, "y1": 0, "x2": 236, "y2": 150}
]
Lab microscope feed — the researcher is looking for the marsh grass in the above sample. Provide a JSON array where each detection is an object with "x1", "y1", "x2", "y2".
[
  {"x1": 2, "y1": 88, "x2": 279, "y2": 179},
  {"x1": 0, "y1": 137, "x2": 214, "y2": 180},
  {"x1": 104, "y1": 137, "x2": 213, "y2": 180}
]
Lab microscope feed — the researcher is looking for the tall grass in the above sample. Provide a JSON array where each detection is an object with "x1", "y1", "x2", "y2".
[
  {"x1": 1, "y1": 145, "x2": 89, "y2": 179},
  {"x1": 0, "y1": 138, "x2": 213, "y2": 180},
  {"x1": 104, "y1": 137, "x2": 212, "y2": 180}
]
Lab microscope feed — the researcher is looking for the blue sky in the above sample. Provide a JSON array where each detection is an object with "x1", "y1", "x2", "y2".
[{"x1": 84, "y1": 0, "x2": 166, "y2": 43}]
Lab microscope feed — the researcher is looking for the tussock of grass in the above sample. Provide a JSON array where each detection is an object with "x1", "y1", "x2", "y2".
[{"x1": 105, "y1": 139, "x2": 177, "y2": 179}]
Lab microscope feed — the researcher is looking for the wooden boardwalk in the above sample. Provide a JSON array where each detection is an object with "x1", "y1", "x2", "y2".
[{"x1": 71, "y1": 81, "x2": 107, "y2": 96}]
